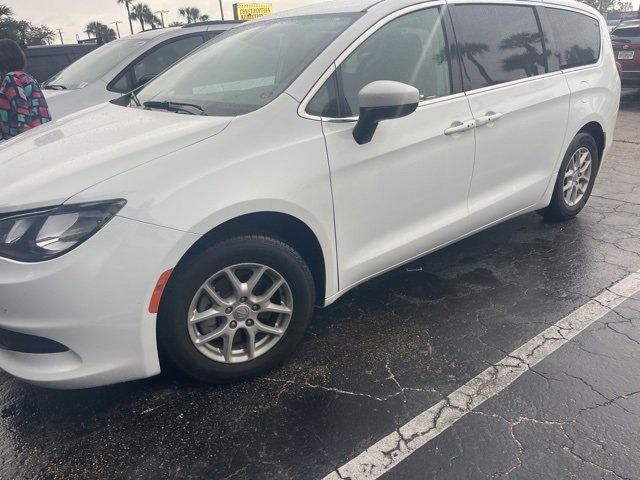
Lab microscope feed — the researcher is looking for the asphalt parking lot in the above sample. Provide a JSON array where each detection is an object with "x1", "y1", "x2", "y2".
[{"x1": 1, "y1": 89, "x2": 640, "y2": 480}]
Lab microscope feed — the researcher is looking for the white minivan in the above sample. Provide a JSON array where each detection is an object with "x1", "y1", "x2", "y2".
[{"x1": 0, "y1": 0, "x2": 620, "y2": 388}]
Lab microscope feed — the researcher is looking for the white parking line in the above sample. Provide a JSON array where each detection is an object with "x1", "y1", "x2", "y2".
[{"x1": 322, "y1": 270, "x2": 640, "y2": 480}]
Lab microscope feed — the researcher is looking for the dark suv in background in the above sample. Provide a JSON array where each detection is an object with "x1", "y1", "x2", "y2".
[
  {"x1": 25, "y1": 44, "x2": 98, "y2": 83},
  {"x1": 612, "y1": 20, "x2": 640, "y2": 87}
]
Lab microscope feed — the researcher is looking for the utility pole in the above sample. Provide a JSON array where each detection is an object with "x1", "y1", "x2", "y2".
[
  {"x1": 155, "y1": 10, "x2": 169, "y2": 27},
  {"x1": 218, "y1": 0, "x2": 225, "y2": 20},
  {"x1": 55, "y1": 28, "x2": 64, "y2": 44},
  {"x1": 111, "y1": 20, "x2": 122, "y2": 38}
]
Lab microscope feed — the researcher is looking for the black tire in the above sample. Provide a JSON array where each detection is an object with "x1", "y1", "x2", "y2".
[
  {"x1": 539, "y1": 132, "x2": 599, "y2": 221},
  {"x1": 157, "y1": 235, "x2": 315, "y2": 384}
]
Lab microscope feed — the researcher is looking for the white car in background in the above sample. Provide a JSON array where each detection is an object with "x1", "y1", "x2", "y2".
[
  {"x1": 0, "y1": 0, "x2": 620, "y2": 389},
  {"x1": 42, "y1": 21, "x2": 240, "y2": 119}
]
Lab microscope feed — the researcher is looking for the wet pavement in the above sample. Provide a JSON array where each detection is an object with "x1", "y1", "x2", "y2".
[{"x1": 1, "y1": 89, "x2": 640, "y2": 480}]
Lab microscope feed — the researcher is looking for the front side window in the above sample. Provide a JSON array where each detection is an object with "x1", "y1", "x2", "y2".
[
  {"x1": 309, "y1": 7, "x2": 451, "y2": 118},
  {"x1": 45, "y1": 39, "x2": 146, "y2": 89},
  {"x1": 450, "y1": 5, "x2": 547, "y2": 90},
  {"x1": 137, "y1": 14, "x2": 359, "y2": 117},
  {"x1": 543, "y1": 8, "x2": 601, "y2": 70}
]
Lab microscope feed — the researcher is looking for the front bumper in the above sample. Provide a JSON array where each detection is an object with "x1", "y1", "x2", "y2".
[{"x1": 0, "y1": 215, "x2": 198, "y2": 389}]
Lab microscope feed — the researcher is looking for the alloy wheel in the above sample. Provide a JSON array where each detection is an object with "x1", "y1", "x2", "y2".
[
  {"x1": 563, "y1": 146, "x2": 592, "y2": 207},
  {"x1": 187, "y1": 263, "x2": 293, "y2": 364}
]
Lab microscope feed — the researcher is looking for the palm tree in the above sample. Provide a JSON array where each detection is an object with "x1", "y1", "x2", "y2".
[
  {"x1": 117, "y1": 0, "x2": 134, "y2": 35},
  {"x1": 85, "y1": 21, "x2": 117, "y2": 44},
  {"x1": 438, "y1": 42, "x2": 494, "y2": 86},
  {"x1": 499, "y1": 32, "x2": 548, "y2": 78},
  {"x1": 0, "y1": 4, "x2": 12, "y2": 17},
  {"x1": 178, "y1": 7, "x2": 210, "y2": 23},
  {"x1": 130, "y1": 3, "x2": 160, "y2": 31}
]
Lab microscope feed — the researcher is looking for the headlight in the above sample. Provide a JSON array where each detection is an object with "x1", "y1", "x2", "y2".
[{"x1": 0, "y1": 199, "x2": 126, "y2": 262}]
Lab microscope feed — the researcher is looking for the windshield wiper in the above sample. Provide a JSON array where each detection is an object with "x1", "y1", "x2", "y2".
[
  {"x1": 142, "y1": 100, "x2": 205, "y2": 115},
  {"x1": 43, "y1": 84, "x2": 67, "y2": 90}
]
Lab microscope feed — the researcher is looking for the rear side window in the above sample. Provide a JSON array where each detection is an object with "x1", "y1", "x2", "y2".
[
  {"x1": 543, "y1": 8, "x2": 601, "y2": 70},
  {"x1": 450, "y1": 4, "x2": 547, "y2": 90}
]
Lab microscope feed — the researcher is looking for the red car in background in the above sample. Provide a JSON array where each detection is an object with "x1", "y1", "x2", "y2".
[{"x1": 612, "y1": 20, "x2": 640, "y2": 87}]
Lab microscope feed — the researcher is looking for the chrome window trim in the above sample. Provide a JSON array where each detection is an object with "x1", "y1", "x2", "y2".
[
  {"x1": 298, "y1": 1, "x2": 447, "y2": 122},
  {"x1": 462, "y1": 70, "x2": 563, "y2": 98},
  {"x1": 298, "y1": 0, "x2": 606, "y2": 122}
]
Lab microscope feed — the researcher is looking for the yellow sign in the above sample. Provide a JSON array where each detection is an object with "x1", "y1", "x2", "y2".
[{"x1": 233, "y1": 3, "x2": 273, "y2": 20}]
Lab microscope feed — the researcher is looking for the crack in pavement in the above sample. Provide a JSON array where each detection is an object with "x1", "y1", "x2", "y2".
[
  {"x1": 321, "y1": 272, "x2": 640, "y2": 480},
  {"x1": 613, "y1": 139, "x2": 640, "y2": 145}
]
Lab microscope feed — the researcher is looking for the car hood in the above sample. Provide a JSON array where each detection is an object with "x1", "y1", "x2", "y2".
[
  {"x1": 0, "y1": 102, "x2": 231, "y2": 214},
  {"x1": 43, "y1": 83, "x2": 111, "y2": 119},
  {"x1": 42, "y1": 89, "x2": 69, "y2": 99}
]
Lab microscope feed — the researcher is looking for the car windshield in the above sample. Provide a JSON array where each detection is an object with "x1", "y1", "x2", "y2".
[
  {"x1": 137, "y1": 14, "x2": 359, "y2": 116},
  {"x1": 611, "y1": 27, "x2": 640, "y2": 41},
  {"x1": 45, "y1": 39, "x2": 147, "y2": 89}
]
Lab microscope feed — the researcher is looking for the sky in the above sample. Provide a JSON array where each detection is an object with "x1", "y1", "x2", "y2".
[
  {"x1": 5, "y1": 0, "x2": 640, "y2": 44},
  {"x1": 4, "y1": 0, "x2": 319, "y2": 44}
]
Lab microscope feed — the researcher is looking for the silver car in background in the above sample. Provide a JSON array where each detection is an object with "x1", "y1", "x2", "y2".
[{"x1": 42, "y1": 21, "x2": 240, "y2": 119}]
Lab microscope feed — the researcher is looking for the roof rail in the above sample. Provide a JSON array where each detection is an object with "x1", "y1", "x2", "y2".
[{"x1": 182, "y1": 20, "x2": 244, "y2": 28}]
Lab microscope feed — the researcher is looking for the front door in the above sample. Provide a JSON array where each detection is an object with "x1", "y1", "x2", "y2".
[{"x1": 307, "y1": 5, "x2": 477, "y2": 289}]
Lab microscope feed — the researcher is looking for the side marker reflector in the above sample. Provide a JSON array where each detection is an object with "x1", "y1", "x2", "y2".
[{"x1": 149, "y1": 269, "x2": 173, "y2": 314}]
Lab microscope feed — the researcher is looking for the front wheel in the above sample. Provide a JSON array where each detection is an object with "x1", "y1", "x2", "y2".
[
  {"x1": 157, "y1": 235, "x2": 315, "y2": 384},
  {"x1": 539, "y1": 132, "x2": 600, "y2": 221}
]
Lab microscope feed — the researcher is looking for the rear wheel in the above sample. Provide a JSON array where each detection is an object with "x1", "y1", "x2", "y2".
[
  {"x1": 539, "y1": 132, "x2": 599, "y2": 221},
  {"x1": 158, "y1": 235, "x2": 315, "y2": 383}
]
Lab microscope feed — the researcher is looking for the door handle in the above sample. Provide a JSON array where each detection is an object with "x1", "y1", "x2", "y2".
[
  {"x1": 475, "y1": 112, "x2": 503, "y2": 127},
  {"x1": 444, "y1": 120, "x2": 476, "y2": 136}
]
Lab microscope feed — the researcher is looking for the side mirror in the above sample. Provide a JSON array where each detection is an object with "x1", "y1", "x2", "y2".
[{"x1": 352, "y1": 81, "x2": 419, "y2": 145}]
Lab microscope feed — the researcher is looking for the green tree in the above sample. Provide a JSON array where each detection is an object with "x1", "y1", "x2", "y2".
[
  {"x1": 85, "y1": 21, "x2": 117, "y2": 43},
  {"x1": 178, "y1": 7, "x2": 209, "y2": 23},
  {"x1": 117, "y1": 0, "x2": 135, "y2": 35},
  {"x1": 0, "y1": 13, "x2": 55, "y2": 46},
  {"x1": 28, "y1": 25, "x2": 56, "y2": 45}
]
